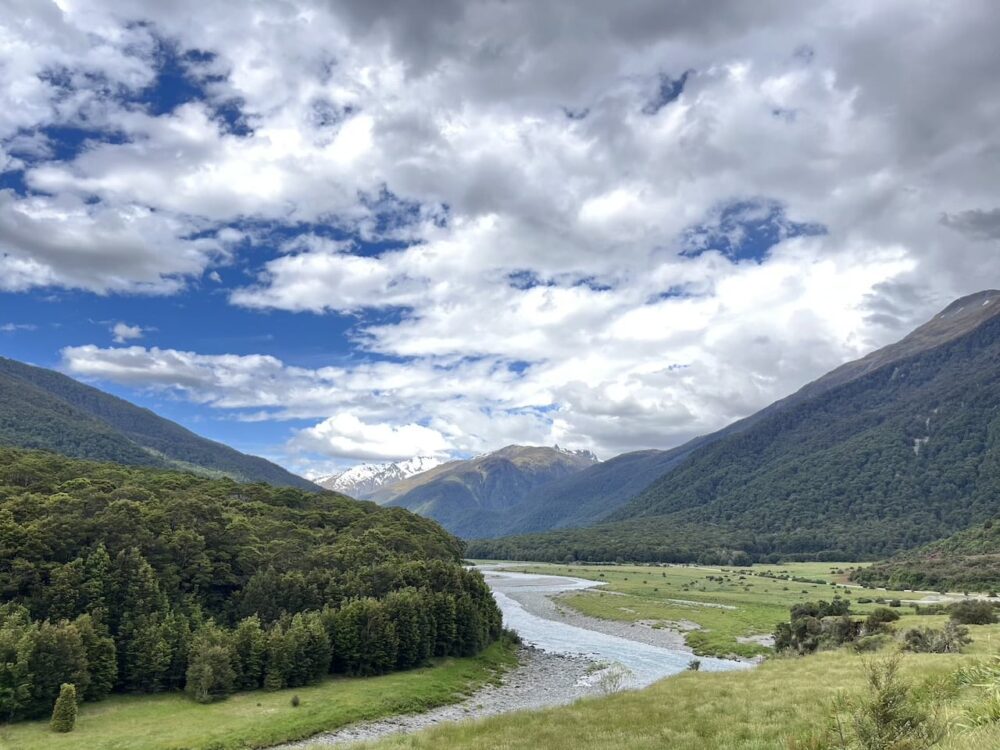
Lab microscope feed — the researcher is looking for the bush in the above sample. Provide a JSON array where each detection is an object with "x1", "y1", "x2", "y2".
[
  {"x1": 864, "y1": 607, "x2": 901, "y2": 635},
  {"x1": 833, "y1": 656, "x2": 943, "y2": 749},
  {"x1": 853, "y1": 634, "x2": 892, "y2": 653},
  {"x1": 902, "y1": 621, "x2": 971, "y2": 653},
  {"x1": 50, "y1": 683, "x2": 77, "y2": 733},
  {"x1": 949, "y1": 600, "x2": 998, "y2": 625}
]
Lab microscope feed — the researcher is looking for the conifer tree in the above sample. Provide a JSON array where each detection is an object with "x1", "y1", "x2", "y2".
[
  {"x1": 74, "y1": 614, "x2": 116, "y2": 701},
  {"x1": 49, "y1": 683, "x2": 76, "y2": 733},
  {"x1": 232, "y1": 616, "x2": 267, "y2": 690}
]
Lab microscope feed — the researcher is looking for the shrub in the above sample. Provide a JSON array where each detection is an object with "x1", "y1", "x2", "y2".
[
  {"x1": 832, "y1": 656, "x2": 943, "y2": 749},
  {"x1": 50, "y1": 683, "x2": 77, "y2": 733},
  {"x1": 852, "y1": 634, "x2": 892, "y2": 653},
  {"x1": 864, "y1": 607, "x2": 901, "y2": 634},
  {"x1": 949, "y1": 600, "x2": 998, "y2": 625},
  {"x1": 902, "y1": 621, "x2": 971, "y2": 653}
]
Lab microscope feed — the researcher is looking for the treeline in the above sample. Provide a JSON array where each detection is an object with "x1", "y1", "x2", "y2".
[
  {"x1": 852, "y1": 520, "x2": 1000, "y2": 592},
  {"x1": 0, "y1": 448, "x2": 502, "y2": 720}
]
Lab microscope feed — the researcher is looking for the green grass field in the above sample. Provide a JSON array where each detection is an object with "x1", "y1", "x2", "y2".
[
  {"x1": 358, "y1": 650, "x2": 1000, "y2": 750},
  {"x1": 0, "y1": 641, "x2": 517, "y2": 750},
  {"x1": 496, "y1": 562, "x2": 952, "y2": 658}
]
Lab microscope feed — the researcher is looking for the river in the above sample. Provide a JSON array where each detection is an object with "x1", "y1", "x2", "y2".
[
  {"x1": 484, "y1": 568, "x2": 750, "y2": 687},
  {"x1": 275, "y1": 566, "x2": 752, "y2": 747}
]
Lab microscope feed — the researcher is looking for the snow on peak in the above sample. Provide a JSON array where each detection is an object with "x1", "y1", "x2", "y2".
[{"x1": 315, "y1": 456, "x2": 443, "y2": 499}]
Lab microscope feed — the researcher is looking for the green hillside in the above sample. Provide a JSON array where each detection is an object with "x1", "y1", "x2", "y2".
[
  {"x1": 852, "y1": 519, "x2": 1000, "y2": 592},
  {"x1": 470, "y1": 291, "x2": 1000, "y2": 562},
  {"x1": 0, "y1": 357, "x2": 314, "y2": 489},
  {"x1": 0, "y1": 447, "x2": 501, "y2": 722}
]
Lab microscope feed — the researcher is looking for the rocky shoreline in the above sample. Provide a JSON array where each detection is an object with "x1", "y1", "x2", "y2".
[{"x1": 271, "y1": 647, "x2": 605, "y2": 748}]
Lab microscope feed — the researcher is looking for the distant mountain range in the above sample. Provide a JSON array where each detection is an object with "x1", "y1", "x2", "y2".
[
  {"x1": 370, "y1": 445, "x2": 599, "y2": 538},
  {"x1": 314, "y1": 456, "x2": 443, "y2": 498},
  {"x1": 470, "y1": 290, "x2": 1000, "y2": 562},
  {"x1": 0, "y1": 356, "x2": 315, "y2": 489}
]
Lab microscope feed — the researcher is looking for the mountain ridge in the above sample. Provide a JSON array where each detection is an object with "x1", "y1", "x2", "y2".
[
  {"x1": 0, "y1": 356, "x2": 315, "y2": 489},
  {"x1": 469, "y1": 290, "x2": 1000, "y2": 561},
  {"x1": 376, "y1": 444, "x2": 599, "y2": 537}
]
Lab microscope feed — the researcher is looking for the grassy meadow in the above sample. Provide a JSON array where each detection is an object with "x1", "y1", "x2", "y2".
[
  {"x1": 358, "y1": 650, "x2": 1000, "y2": 750},
  {"x1": 495, "y1": 561, "x2": 956, "y2": 658},
  {"x1": 0, "y1": 641, "x2": 517, "y2": 750}
]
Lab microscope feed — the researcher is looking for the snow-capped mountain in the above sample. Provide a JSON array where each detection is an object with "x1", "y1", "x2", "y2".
[{"x1": 314, "y1": 456, "x2": 443, "y2": 499}]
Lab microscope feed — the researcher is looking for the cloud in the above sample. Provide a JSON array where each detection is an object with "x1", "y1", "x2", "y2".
[
  {"x1": 8, "y1": 0, "x2": 1000, "y2": 465},
  {"x1": 0, "y1": 323, "x2": 38, "y2": 333},
  {"x1": 290, "y1": 414, "x2": 451, "y2": 462},
  {"x1": 941, "y1": 208, "x2": 1000, "y2": 241},
  {"x1": 111, "y1": 322, "x2": 145, "y2": 343}
]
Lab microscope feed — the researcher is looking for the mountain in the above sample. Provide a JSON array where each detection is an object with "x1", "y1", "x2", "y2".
[
  {"x1": 491, "y1": 449, "x2": 687, "y2": 535},
  {"x1": 373, "y1": 445, "x2": 599, "y2": 538},
  {"x1": 314, "y1": 456, "x2": 443, "y2": 499},
  {"x1": 469, "y1": 290, "x2": 1000, "y2": 563},
  {"x1": 0, "y1": 356, "x2": 315, "y2": 489}
]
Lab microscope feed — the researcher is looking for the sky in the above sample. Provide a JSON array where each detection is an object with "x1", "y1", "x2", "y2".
[{"x1": 1, "y1": 1, "x2": 1000, "y2": 478}]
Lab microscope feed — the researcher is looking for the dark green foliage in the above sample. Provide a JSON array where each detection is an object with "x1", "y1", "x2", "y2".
[
  {"x1": 864, "y1": 607, "x2": 901, "y2": 635},
  {"x1": 185, "y1": 625, "x2": 236, "y2": 704},
  {"x1": 855, "y1": 520, "x2": 1000, "y2": 593},
  {"x1": 333, "y1": 599, "x2": 399, "y2": 676},
  {"x1": 902, "y1": 622, "x2": 971, "y2": 653},
  {"x1": 472, "y1": 305, "x2": 1000, "y2": 563},
  {"x1": 949, "y1": 600, "x2": 998, "y2": 625},
  {"x1": 73, "y1": 615, "x2": 117, "y2": 701},
  {"x1": 0, "y1": 448, "x2": 501, "y2": 720},
  {"x1": 49, "y1": 683, "x2": 77, "y2": 733},
  {"x1": 0, "y1": 356, "x2": 315, "y2": 489},
  {"x1": 774, "y1": 601, "x2": 859, "y2": 654},
  {"x1": 232, "y1": 616, "x2": 267, "y2": 691}
]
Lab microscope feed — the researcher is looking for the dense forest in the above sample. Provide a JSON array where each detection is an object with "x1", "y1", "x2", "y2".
[
  {"x1": 471, "y1": 307, "x2": 1000, "y2": 564},
  {"x1": 0, "y1": 357, "x2": 315, "y2": 489},
  {"x1": 0, "y1": 448, "x2": 501, "y2": 721},
  {"x1": 852, "y1": 519, "x2": 1000, "y2": 592}
]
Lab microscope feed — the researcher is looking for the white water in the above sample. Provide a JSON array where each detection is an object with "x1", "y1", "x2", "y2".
[{"x1": 484, "y1": 570, "x2": 751, "y2": 687}]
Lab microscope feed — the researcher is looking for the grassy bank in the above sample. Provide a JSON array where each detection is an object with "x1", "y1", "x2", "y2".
[
  {"x1": 0, "y1": 640, "x2": 517, "y2": 750},
  {"x1": 498, "y1": 562, "x2": 942, "y2": 658},
  {"x1": 358, "y1": 648, "x2": 1000, "y2": 750}
]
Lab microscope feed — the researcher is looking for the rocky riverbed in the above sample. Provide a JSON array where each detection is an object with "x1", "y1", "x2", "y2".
[{"x1": 272, "y1": 647, "x2": 605, "y2": 748}]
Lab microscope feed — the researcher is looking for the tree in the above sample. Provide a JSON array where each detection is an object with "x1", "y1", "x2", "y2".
[
  {"x1": 118, "y1": 617, "x2": 171, "y2": 693},
  {"x1": 263, "y1": 624, "x2": 289, "y2": 691},
  {"x1": 23, "y1": 621, "x2": 89, "y2": 718},
  {"x1": 74, "y1": 614, "x2": 117, "y2": 701},
  {"x1": 185, "y1": 625, "x2": 236, "y2": 704},
  {"x1": 50, "y1": 683, "x2": 77, "y2": 733},
  {"x1": 232, "y1": 616, "x2": 267, "y2": 690},
  {"x1": 334, "y1": 599, "x2": 397, "y2": 676}
]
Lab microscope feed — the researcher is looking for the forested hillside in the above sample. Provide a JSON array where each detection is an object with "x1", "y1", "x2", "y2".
[
  {"x1": 471, "y1": 292, "x2": 1000, "y2": 563},
  {"x1": 493, "y1": 449, "x2": 693, "y2": 536},
  {"x1": 0, "y1": 357, "x2": 314, "y2": 489},
  {"x1": 852, "y1": 519, "x2": 1000, "y2": 592},
  {"x1": 0, "y1": 448, "x2": 501, "y2": 721}
]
